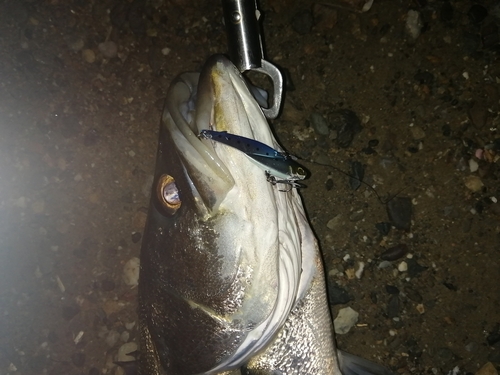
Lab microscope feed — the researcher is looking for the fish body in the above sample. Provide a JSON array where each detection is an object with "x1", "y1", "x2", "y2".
[{"x1": 138, "y1": 55, "x2": 392, "y2": 375}]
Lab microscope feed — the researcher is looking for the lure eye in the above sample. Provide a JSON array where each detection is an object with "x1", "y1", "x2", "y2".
[{"x1": 156, "y1": 174, "x2": 181, "y2": 215}]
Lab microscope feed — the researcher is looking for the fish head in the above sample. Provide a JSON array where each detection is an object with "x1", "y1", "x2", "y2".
[{"x1": 139, "y1": 54, "x2": 316, "y2": 375}]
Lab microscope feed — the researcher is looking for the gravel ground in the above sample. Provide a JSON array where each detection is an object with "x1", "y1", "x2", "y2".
[{"x1": 0, "y1": 0, "x2": 499, "y2": 374}]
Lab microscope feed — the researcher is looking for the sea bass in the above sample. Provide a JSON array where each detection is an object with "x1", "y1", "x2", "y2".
[{"x1": 138, "y1": 54, "x2": 393, "y2": 375}]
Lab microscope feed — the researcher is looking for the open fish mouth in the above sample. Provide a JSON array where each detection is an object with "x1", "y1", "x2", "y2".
[{"x1": 162, "y1": 54, "x2": 287, "y2": 216}]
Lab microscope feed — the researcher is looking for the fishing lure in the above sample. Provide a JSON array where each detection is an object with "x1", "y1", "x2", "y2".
[{"x1": 198, "y1": 129, "x2": 308, "y2": 189}]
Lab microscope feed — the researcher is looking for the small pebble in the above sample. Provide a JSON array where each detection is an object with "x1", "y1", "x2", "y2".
[
  {"x1": 327, "y1": 281, "x2": 353, "y2": 305},
  {"x1": 410, "y1": 126, "x2": 426, "y2": 140},
  {"x1": 310, "y1": 112, "x2": 330, "y2": 136},
  {"x1": 345, "y1": 268, "x2": 356, "y2": 279},
  {"x1": 406, "y1": 10, "x2": 423, "y2": 40},
  {"x1": 326, "y1": 214, "x2": 342, "y2": 230},
  {"x1": 82, "y1": 49, "x2": 95, "y2": 63},
  {"x1": 469, "y1": 159, "x2": 479, "y2": 172},
  {"x1": 355, "y1": 262, "x2": 365, "y2": 279},
  {"x1": 387, "y1": 197, "x2": 412, "y2": 231},
  {"x1": 123, "y1": 257, "x2": 140, "y2": 286},
  {"x1": 487, "y1": 329, "x2": 500, "y2": 346},
  {"x1": 406, "y1": 258, "x2": 427, "y2": 277},
  {"x1": 334, "y1": 307, "x2": 359, "y2": 334},
  {"x1": 349, "y1": 209, "x2": 364, "y2": 222},
  {"x1": 464, "y1": 175, "x2": 484, "y2": 192},
  {"x1": 416, "y1": 303, "x2": 425, "y2": 314},
  {"x1": 398, "y1": 261, "x2": 408, "y2": 272},
  {"x1": 117, "y1": 342, "x2": 138, "y2": 362},
  {"x1": 475, "y1": 362, "x2": 498, "y2": 375},
  {"x1": 380, "y1": 244, "x2": 408, "y2": 261}
]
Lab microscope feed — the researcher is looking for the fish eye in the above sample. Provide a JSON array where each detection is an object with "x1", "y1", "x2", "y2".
[{"x1": 156, "y1": 174, "x2": 181, "y2": 215}]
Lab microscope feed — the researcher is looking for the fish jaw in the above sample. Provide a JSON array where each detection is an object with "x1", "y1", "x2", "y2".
[{"x1": 138, "y1": 54, "x2": 338, "y2": 374}]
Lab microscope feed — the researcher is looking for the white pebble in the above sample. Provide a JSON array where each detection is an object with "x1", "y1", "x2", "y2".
[
  {"x1": 123, "y1": 257, "x2": 140, "y2": 287},
  {"x1": 117, "y1": 342, "x2": 138, "y2": 362},
  {"x1": 355, "y1": 262, "x2": 365, "y2": 279},
  {"x1": 334, "y1": 307, "x2": 359, "y2": 334},
  {"x1": 398, "y1": 261, "x2": 408, "y2": 272},
  {"x1": 406, "y1": 10, "x2": 423, "y2": 40},
  {"x1": 468, "y1": 158, "x2": 479, "y2": 172}
]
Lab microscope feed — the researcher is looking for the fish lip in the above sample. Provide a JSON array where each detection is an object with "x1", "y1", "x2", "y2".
[{"x1": 162, "y1": 54, "x2": 279, "y2": 215}]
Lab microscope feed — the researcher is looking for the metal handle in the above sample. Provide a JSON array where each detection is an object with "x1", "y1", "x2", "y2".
[
  {"x1": 221, "y1": 0, "x2": 283, "y2": 119},
  {"x1": 222, "y1": 0, "x2": 262, "y2": 72}
]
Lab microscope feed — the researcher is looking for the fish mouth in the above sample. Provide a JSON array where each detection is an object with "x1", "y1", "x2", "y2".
[{"x1": 162, "y1": 54, "x2": 277, "y2": 216}]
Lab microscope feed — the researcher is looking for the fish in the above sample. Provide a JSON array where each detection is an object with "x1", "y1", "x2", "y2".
[{"x1": 138, "y1": 54, "x2": 394, "y2": 375}]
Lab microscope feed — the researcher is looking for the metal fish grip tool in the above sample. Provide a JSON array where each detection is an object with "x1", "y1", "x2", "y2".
[{"x1": 221, "y1": 0, "x2": 283, "y2": 119}]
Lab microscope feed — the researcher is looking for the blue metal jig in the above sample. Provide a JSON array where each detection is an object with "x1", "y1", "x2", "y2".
[{"x1": 198, "y1": 129, "x2": 308, "y2": 188}]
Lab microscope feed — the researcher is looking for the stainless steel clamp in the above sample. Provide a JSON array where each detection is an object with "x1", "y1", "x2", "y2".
[{"x1": 221, "y1": 0, "x2": 284, "y2": 119}]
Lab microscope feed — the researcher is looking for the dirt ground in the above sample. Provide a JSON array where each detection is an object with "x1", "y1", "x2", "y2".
[{"x1": 0, "y1": 0, "x2": 499, "y2": 374}]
